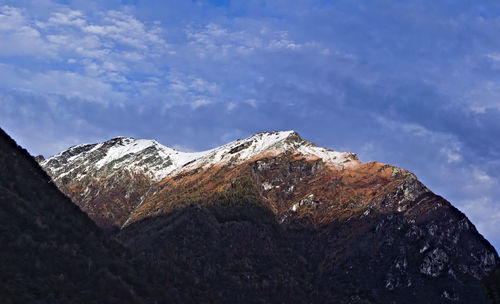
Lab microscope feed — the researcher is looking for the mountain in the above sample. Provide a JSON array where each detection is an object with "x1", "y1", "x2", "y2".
[
  {"x1": 41, "y1": 131, "x2": 357, "y2": 228},
  {"x1": 41, "y1": 130, "x2": 500, "y2": 303},
  {"x1": 0, "y1": 128, "x2": 205, "y2": 303}
]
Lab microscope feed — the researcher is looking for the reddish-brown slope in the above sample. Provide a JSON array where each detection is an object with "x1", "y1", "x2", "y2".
[
  {"x1": 125, "y1": 152, "x2": 407, "y2": 227},
  {"x1": 57, "y1": 169, "x2": 153, "y2": 229}
]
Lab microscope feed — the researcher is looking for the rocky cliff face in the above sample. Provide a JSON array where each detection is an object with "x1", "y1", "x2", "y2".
[{"x1": 41, "y1": 130, "x2": 500, "y2": 303}]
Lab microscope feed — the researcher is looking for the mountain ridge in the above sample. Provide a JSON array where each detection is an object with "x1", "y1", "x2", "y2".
[
  {"x1": 39, "y1": 129, "x2": 500, "y2": 303},
  {"x1": 42, "y1": 130, "x2": 359, "y2": 181},
  {"x1": 41, "y1": 130, "x2": 360, "y2": 229}
]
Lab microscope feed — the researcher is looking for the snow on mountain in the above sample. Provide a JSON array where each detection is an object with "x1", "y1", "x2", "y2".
[
  {"x1": 41, "y1": 136, "x2": 201, "y2": 181},
  {"x1": 91, "y1": 137, "x2": 209, "y2": 179},
  {"x1": 41, "y1": 131, "x2": 359, "y2": 183},
  {"x1": 176, "y1": 131, "x2": 359, "y2": 172}
]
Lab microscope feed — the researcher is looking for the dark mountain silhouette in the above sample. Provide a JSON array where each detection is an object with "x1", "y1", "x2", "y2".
[{"x1": 0, "y1": 128, "x2": 203, "y2": 303}]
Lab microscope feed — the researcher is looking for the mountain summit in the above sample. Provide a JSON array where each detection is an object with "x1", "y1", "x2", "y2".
[
  {"x1": 41, "y1": 131, "x2": 359, "y2": 228},
  {"x1": 39, "y1": 130, "x2": 500, "y2": 303},
  {"x1": 43, "y1": 130, "x2": 358, "y2": 182}
]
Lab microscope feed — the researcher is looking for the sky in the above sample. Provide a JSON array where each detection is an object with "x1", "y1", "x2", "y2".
[{"x1": 0, "y1": 0, "x2": 499, "y2": 251}]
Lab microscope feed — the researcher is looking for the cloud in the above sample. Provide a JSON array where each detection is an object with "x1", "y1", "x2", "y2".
[
  {"x1": 486, "y1": 53, "x2": 500, "y2": 62},
  {"x1": 189, "y1": 77, "x2": 218, "y2": 93},
  {"x1": 191, "y1": 98, "x2": 212, "y2": 109},
  {"x1": 440, "y1": 147, "x2": 462, "y2": 163},
  {"x1": 464, "y1": 81, "x2": 500, "y2": 113},
  {"x1": 82, "y1": 11, "x2": 167, "y2": 50},
  {"x1": 267, "y1": 31, "x2": 302, "y2": 50},
  {"x1": 0, "y1": 4, "x2": 171, "y2": 104},
  {"x1": 0, "y1": 6, "x2": 50, "y2": 56},
  {"x1": 46, "y1": 9, "x2": 86, "y2": 27},
  {"x1": 473, "y1": 167, "x2": 493, "y2": 183},
  {"x1": 31, "y1": 70, "x2": 126, "y2": 103},
  {"x1": 0, "y1": 64, "x2": 125, "y2": 104},
  {"x1": 185, "y1": 22, "x2": 325, "y2": 59},
  {"x1": 244, "y1": 99, "x2": 257, "y2": 108}
]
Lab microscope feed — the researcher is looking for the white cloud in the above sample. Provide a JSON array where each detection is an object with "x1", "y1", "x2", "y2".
[
  {"x1": 163, "y1": 72, "x2": 220, "y2": 108},
  {"x1": 29, "y1": 70, "x2": 126, "y2": 103},
  {"x1": 486, "y1": 53, "x2": 500, "y2": 62},
  {"x1": 0, "y1": 63, "x2": 125, "y2": 104},
  {"x1": 82, "y1": 11, "x2": 167, "y2": 50},
  {"x1": 47, "y1": 10, "x2": 86, "y2": 27},
  {"x1": 0, "y1": 5, "x2": 172, "y2": 105},
  {"x1": 190, "y1": 98, "x2": 212, "y2": 109},
  {"x1": 186, "y1": 23, "x2": 326, "y2": 59},
  {"x1": 189, "y1": 77, "x2": 217, "y2": 93},
  {"x1": 0, "y1": 6, "x2": 50, "y2": 56},
  {"x1": 41, "y1": 9, "x2": 168, "y2": 66},
  {"x1": 267, "y1": 32, "x2": 302, "y2": 50},
  {"x1": 472, "y1": 167, "x2": 493, "y2": 183},
  {"x1": 245, "y1": 99, "x2": 257, "y2": 108},
  {"x1": 464, "y1": 80, "x2": 500, "y2": 112},
  {"x1": 169, "y1": 79, "x2": 188, "y2": 92},
  {"x1": 440, "y1": 145, "x2": 462, "y2": 163}
]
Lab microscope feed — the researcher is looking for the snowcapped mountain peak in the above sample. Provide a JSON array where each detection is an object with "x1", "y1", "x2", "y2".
[
  {"x1": 244, "y1": 130, "x2": 301, "y2": 144},
  {"x1": 41, "y1": 131, "x2": 359, "y2": 184},
  {"x1": 175, "y1": 130, "x2": 359, "y2": 172},
  {"x1": 42, "y1": 136, "x2": 191, "y2": 182}
]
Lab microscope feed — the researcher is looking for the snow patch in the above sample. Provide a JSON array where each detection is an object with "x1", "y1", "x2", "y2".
[{"x1": 44, "y1": 130, "x2": 360, "y2": 183}]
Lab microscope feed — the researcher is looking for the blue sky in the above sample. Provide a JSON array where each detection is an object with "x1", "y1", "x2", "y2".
[{"x1": 1, "y1": 0, "x2": 499, "y2": 251}]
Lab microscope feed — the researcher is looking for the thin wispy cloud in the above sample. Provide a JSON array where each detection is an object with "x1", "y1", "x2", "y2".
[{"x1": 0, "y1": 5, "x2": 168, "y2": 103}]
